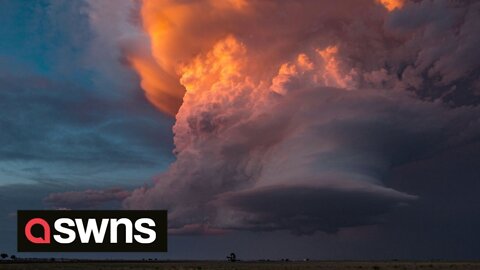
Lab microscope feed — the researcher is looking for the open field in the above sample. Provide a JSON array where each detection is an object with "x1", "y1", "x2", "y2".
[{"x1": 1, "y1": 261, "x2": 480, "y2": 270}]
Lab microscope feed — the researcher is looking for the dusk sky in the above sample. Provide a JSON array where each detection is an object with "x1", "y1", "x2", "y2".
[{"x1": 1, "y1": 0, "x2": 480, "y2": 260}]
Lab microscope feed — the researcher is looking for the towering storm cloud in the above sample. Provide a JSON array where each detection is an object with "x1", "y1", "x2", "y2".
[{"x1": 120, "y1": 0, "x2": 480, "y2": 235}]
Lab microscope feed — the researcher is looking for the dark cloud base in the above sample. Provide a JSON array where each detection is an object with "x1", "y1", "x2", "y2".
[{"x1": 216, "y1": 184, "x2": 416, "y2": 234}]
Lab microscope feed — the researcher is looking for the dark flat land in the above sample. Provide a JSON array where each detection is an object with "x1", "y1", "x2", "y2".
[{"x1": 1, "y1": 261, "x2": 480, "y2": 270}]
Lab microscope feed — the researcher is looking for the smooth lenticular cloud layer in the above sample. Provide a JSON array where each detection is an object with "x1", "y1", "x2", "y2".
[{"x1": 122, "y1": 0, "x2": 480, "y2": 234}]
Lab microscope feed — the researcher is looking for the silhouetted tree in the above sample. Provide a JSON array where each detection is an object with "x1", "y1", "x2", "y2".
[
  {"x1": 1, "y1": 253, "x2": 8, "y2": 260},
  {"x1": 226, "y1": 252, "x2": 237, "y2": 262},
  {"x1": 10, "y1": 255, "x2": 16, "y2": 260}
]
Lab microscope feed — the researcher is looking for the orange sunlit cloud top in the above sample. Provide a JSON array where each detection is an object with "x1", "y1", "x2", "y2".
[
  {"x1": 130, "y1": 0, "x2": 404, "y2": 116},
  {"x1": 129, "y1": 55, "x2": 184, "y2": 116},
  {"x1": 377, "y1": 0, "x2": 405, "y2": 11},
  {"x1": 130, "y1": 0, "x2": 250, "y2": 116}
]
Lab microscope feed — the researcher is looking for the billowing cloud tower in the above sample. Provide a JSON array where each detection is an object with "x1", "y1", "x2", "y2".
[{"x1": 123, "y1": 0, "x2": 480, "y2": 235}]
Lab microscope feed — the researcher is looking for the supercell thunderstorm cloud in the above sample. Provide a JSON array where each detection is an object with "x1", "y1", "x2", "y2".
[
  {"x1": 2, "y1": 0, "x2": 480, "y2": 260},
  {"x1": 121, "y1": 0, "x2": 480, "y2": 235}
]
